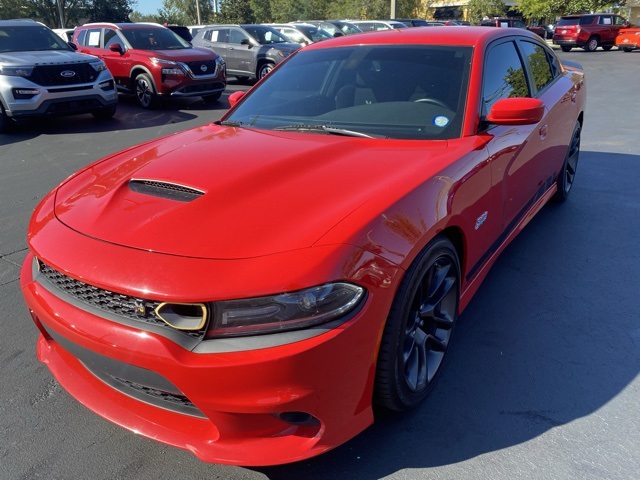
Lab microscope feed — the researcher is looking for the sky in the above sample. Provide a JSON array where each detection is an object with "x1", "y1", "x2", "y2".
[{"x1": 134, "y1": 0, "x2": 164, "y2": 14}]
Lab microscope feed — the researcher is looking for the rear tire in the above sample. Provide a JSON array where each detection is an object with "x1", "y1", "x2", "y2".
[
  {"x1": 585, "y1": 36, "x2": 599, "y2": 52},
  {"x1": 375, "y1": 236, "x2": 460, "y2": 411},
  {"x1": 623, "y1": 46, "x2": 634, "y2": 52},
  {"x1": 257, "y1": 62, "x2": 274, "y2": 79}
]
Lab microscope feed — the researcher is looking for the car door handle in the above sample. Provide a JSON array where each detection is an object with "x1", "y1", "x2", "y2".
[{"x1": 539, "y1": 124, "x2": 548, "y2": 139}]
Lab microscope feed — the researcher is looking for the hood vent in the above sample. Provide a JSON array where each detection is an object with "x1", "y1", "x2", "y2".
[{"x1": 128, "y1": 179, "x2": 204, "y2": 202}]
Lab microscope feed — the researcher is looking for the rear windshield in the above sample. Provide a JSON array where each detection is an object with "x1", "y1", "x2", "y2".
[{"x1": 557, "y1": 17, "x2": 581, "y2": 26}]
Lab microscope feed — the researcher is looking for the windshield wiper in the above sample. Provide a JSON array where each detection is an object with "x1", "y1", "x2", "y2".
[{"x1": 274, "y1": 124, "x2": 376, "y2": 138}]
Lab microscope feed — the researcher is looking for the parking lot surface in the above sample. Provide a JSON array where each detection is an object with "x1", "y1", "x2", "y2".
[{"x1": 1, "y1": 51, "x2": 640, "y2": 480}]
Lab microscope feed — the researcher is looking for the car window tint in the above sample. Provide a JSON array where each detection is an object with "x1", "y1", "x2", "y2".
[
  {"x1": 579, "y1": 16, "x2": 595, "y2": 25},
  {"x1": 599, "y1": 16, "x2": 612, "y2": 25},
  {"x1": 558, "y1": 18, "x2": 580, "y2": 26},
  {"x1": 226, "y1": 45, "x2": 472, "y2": 140},
  {"x1": 519, "y1": 41, "x2": 554, "y2": 93},
  {"x1": 75, "y1": 29, "x2": 86, "y2": 46},
  {"x1": 482, "y1": 40, "x2": 529, "y2": 116},
  {"x1": 229, "y1": 29, "x2": 248, "y2": 44},
  {"x1": 104, "y1": 29, "x2": 123, "y2": 50},
  {"x1": 514, "y1": 21, "x2": 526, "y2": 28}
]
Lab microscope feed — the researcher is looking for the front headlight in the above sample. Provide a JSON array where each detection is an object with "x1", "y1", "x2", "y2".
[
  {"x1": 206, "y1": 282, "x2": 366, "y2": 338},
  {"x1": 0, "y1": 65, "x2": 34, "y2": 77},
  {"x1": 151, "y1": 57, "x2": 186, "y2": 76},
  {"x1": 89, "y1": 59, "x2": 108, "y2": 72}
]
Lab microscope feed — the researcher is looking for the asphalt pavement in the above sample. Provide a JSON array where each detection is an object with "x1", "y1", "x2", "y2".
[{"x1": 1, "y1": 49, "x2": 639, "y2": 480}]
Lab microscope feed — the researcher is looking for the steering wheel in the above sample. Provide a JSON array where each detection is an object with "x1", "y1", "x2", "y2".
[{"x1": 414, "y1": 97, "x2": 450, "y2": 109}]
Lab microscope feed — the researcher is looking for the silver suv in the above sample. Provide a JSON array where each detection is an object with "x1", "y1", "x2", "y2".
[{"x1": 0, "y1": 20, "x2": 118, "y2": 132}]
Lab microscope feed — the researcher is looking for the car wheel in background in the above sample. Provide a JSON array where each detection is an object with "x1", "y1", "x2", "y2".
[
  {"x1": 602, "y1": 45, "x2": 613, "y2": 51},
  {"x1": 553, "y1": 121, "x2": 581, "y2": 202},
  {"x1": 202, "y1": 92, "x2": 222, "y2": 103},
  {"x1": 135, "y1": 73, "x2": 158, "y2": 109},
  {"x1": 375, "y1": 236, "x2": 460, "y2": 411},
  {"x1": 561, "y1": 46, "x2": 572, "y2": 52},
  {"x1": 257, "y1": 62, "x2": 274, "y2": 79},
  {"x1": 0, "y1": 104, "x2": 12, "y2": 133},
  {"x1": 91, "y1": 104, "x2": 117, "y2": 120},
  {"x1": 622, "y1": 46, "x2": 634, "y2": 52},
  {"x1": 585, "y1": 36, "x2": 599, "y2": 52}
]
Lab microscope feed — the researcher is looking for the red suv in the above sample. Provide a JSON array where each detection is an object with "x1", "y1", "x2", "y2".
[
  {"x1": 553, "y1": 13, "x2": 628, "y2": 52},
  {"x1": 72, "y1": 23, "x2": 226, "y2": 108}
]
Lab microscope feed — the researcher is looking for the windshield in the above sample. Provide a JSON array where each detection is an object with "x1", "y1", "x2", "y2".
[
  {"x1": 0, "y1": 25, "x2": 72, "y2": 53},
  {"x1": 242, "y1": 25, "x2": 290, "y2": 45},
  {"x1": 122, "y1": 28, "x2": 190, "y2": 50},
  {"x1": 224, "y1": 45, "x2": 471, "y2": 140},
  {"x1": 296, "y1": 26, "x2": 332, "y2": 42}
]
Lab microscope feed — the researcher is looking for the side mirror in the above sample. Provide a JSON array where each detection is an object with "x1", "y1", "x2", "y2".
[
  {"x1": 240, "y1": 38, "x2": 252, "y2": 48},
  {"x1": 333, "y1": 32, "x2": 345, "y2": 37},
  {"x1": 486, "y1": 97, "x2": 544, "y2": 125},
  {"x1": 68, "y1": 42, "x2": 78, "y2": 50},
  {"x1": 228, "y1": 91, "x2": 246, "y2": 108},
  {"x1": 109, "y1": 43, "x2": 124, "y2": 55}
]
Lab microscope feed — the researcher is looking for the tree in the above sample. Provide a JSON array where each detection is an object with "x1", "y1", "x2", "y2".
[
  {"x1": 86, "y1": 0, "x2": 133, "y2": 22},
  {"x1": 214, "y1": 0, "x2": 255, "y2": 23},
  {"x1": 250, "y1": 0, "x2": 271, "y2": 23},
  {"x1": 157, "y1": 0, "x2": 215, "y2": 25},
  {"x1": 517, "y1": 0, "x2": 626, "y2": 21},
  {"x1": 466, "y1": 0, "x2": 506, "y2": 24},
  {"x1": 0, "y1": 0, "x2": 30, "y2": 20}
]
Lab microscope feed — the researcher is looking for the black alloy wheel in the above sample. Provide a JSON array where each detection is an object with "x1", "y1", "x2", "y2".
[
  {"x1": 135, "y1": 73, "x2": 157, "y2": 109},
  {"x1": 375, "y1": 236, "x2": 460, "y2": 411},
  {"x1": 553, "y1": 121, "x2": 581, "y2": 202}
]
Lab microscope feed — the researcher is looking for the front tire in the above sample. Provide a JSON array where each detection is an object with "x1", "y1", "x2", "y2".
[
  {"x1": 91, "y1": 104, "x2": 117, "y2": 120},
  {"x1": 553, "y1": 121, "x2": 581, "y2": 202},
  {"x1": 561, "y1": 46, "x2": 572, "y2": 52},
  {"x1": 257, "y1": 62, "x2": 274, "y2": 79},
  {"x1": 134, "y1": 73, "x2": 158, "y2": 109},
  {"x1": 375, "y1": 236, "x2": 460, "y2": 411}
]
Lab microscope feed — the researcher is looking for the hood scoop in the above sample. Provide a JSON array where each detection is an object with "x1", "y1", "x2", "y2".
[{"x1": 128, "y1": 179, "x2": 204, "y2": 203}]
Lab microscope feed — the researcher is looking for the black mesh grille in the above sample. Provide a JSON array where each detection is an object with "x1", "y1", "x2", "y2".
[
  {"x1": 129, "y1": 179, "x2": 204, "y2": 202},
  {"x1": 38, "y1": 261, "x2": 206, "y2": 339},
  {"x1": 113, "y1": 376, "x2": 200, "y2": 410},
  {"x1": 29, "y1": 63, "x2": 98, "y2": 86},
  {"x1": 184, "y1": 60, "x2": 218, "y2": 77}
]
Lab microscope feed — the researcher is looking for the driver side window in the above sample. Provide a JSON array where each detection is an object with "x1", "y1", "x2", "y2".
[{"x1": 482, "y1": 40, "x2": 529, "y2": 117}]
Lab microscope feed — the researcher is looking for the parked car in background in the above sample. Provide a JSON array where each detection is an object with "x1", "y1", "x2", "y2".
[
  {"x1": 72, "y1": 22, "x2": 226, "y2": 108},
  {"x1": 541, "y1": 24, "x2": 555, "y2": 39},
  {"x1": 165, "y1": 24, "x2": 192, "y2": 43},
  {"x1": 304, "y1": 20, "x2": 362, "y2": 36},
  {"x1": 350, "y1": 20, "x2": 408, "y2": 31},
  {"x1": 0, "y1": 20, "x2": 117, "y2": 132},
  {"x1": 269, "y1": 23, "x2": 332, "y2": 45},
  {"x1": 616, "y1": 26, "x2": 640, "y2": 51},
  {"x1": 443, "y1": 20, "x2": 471, "y2": 26},
  {"x1": 480, "y1": 18, "x2": 545, "y2": 38},
  {"x1": 553, "y1": 13, "x2": 628, "y2": 51},
  {"x1": 394, "y1": 19, "x2": 442, "y2": 27},
  {"x1": 192, "y1": 24, "x2": 299, "y2": 80},
  {"x1": 22, "y1": 26, "x2": 585, "y2": 467},
  {"x1": 52, "y1": 28, "x2": 75, "y2": 42}
]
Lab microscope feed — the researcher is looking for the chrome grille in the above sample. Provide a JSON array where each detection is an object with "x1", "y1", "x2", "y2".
[{"x1": 38, "y1": 261, "x2": 206, "y2": 339}]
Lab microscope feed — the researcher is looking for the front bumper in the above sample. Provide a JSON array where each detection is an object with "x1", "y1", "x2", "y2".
[
  {"x1": 1, "y1": 71, "x2": 117, "y2": 119},
  {"x1": 20, "y1": 211, "x2": 400, "y2": 465}
]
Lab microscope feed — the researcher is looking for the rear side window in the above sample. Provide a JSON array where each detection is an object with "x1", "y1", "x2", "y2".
[
  {"x1": 519, "y1": 41, "x2": 554, "y2": 93},
  {"x1": 579, "y1": 16, "x2": 596, "y2": 25},
  {"x1": 599, "y1": 16, "x2": 613, "y2": 25},
  {"x1": 86, "y1": 28, "x2": 101, "y2": 47},
  {"x1": 482, "y1": 40, "x2": 529, "y2": 116}
]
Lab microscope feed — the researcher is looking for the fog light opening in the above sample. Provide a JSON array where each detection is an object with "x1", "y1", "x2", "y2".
[{"x1": 277, "y1": 411, "x2": 320, "y2": 427}]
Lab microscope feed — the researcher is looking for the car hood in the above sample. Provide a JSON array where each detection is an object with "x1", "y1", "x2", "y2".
[
  {"x1": 54, "y1": 125, "x2": 448, "y2": 260},
  {"x1": 133, "y1": 47, "x2": 217, "y2": 61},
  {"x1": 0, "y1": 49, "x2": 97, "y2": 65}
]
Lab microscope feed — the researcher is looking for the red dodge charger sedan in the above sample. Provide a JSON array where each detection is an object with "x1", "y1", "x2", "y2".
[{"x1": 21, "y1": 27, "x2": 585, "y2": 465}]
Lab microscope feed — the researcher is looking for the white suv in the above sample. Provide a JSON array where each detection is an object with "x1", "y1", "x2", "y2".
[{"x1": 0, "y1": 20, "x2": 118, "y2": 132}]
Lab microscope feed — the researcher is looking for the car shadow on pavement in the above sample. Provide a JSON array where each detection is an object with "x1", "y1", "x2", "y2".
[{"x1": 251, "y1": 149, "x2": 640, "y2": 479}]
